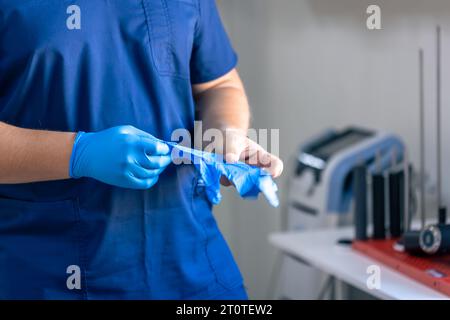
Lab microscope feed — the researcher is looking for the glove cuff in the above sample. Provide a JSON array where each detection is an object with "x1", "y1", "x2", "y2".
[{"x1": 69, "y1": 131, "x2": 86, "y2": 179}]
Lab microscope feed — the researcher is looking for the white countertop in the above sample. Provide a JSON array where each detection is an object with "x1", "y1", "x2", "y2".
[{"x1": 269, "y1": 227, "x2": 448, "y2": 300}]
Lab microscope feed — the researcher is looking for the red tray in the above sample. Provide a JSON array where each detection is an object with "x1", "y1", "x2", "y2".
[{"x1": 353, "y1": 239, "x2": 450, "y2": 296}]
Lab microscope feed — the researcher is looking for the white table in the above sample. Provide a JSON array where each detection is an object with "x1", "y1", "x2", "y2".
[{"x1": 269, "y1": 227, "x2": 449, "y2": 300}]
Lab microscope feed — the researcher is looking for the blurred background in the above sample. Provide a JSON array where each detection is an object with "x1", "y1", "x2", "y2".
[{"x1": 213, "y1": 0, "x2": 450, "y2": 299}]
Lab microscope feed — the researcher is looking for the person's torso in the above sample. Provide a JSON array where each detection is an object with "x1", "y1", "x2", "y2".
[{"x1": 0, "y1": 0, "x2": 244, "y2": 299}]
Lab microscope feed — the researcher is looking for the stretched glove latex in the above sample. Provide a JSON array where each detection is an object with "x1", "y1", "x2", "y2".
[
  {"x1": 169, "y1": 142, "x2": 279, "y2": 207},
  {"x1": 70, "y1": 125, "x2": 171, "y2": 189}
]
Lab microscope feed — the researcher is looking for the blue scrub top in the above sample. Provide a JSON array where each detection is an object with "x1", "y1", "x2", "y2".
[{"x1": 0, "y1": 0, "x2": 245, "y2": 299}]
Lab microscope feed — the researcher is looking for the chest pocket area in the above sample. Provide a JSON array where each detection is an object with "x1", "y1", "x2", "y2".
[{"x1": 142, "y1": 0, "x2": 197, "y2": 78}]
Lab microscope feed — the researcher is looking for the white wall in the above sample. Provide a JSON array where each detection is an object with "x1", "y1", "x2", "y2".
[{"x1": 214, "y1": 0, "x2": 450, "y2": 299}]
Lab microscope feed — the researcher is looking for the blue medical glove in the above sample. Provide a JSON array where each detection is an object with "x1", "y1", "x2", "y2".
[
  {"x1": 169, "y1": 143, "x2": 280, "y2": 207},
  {"x1": 70, "y1": 125, "x2": 171, "y2": 189}
]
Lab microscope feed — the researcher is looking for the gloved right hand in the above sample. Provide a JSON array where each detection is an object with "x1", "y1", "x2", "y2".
[{"x1": 69, "y1": 125, "x2": 171, "y2": 189}]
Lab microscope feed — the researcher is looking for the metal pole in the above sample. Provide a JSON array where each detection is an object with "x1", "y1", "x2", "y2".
[
  {"x1": 404, "y1": 150, "x2": 410, "y2": 232},
  {"x1": 419, "y1": 49, "x2": 426, "y2": 228},
  {"x1": 436, "y1": 26, "x2": 447, "y2": 225},
  {"x1": 436, "y1": 26, "x2": 442, "y2": 210}
]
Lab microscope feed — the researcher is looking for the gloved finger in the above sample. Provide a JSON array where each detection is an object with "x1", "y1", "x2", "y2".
[
  {"x1": 126, "y1": 173, "x2": 159, "y2": 190},
  {"x1": 135, "y1": 152, "x2": 170, "y2": 169},
  {"x1": 139, "y1": 136, "x2": 170, "y2": 156},
  {"x1": 132, "y1": 127, "x2": 165, "y2": 144},
  {"x1": 144, "y1": 155, "x2": 172, "y2": 169},
  {"x1": 129, "y1": 163, "x2": 165, "y2": 179}
]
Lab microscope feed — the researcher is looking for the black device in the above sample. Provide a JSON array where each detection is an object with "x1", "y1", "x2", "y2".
[
  {"x1": 353, "y1": 164, "x2": 368, "y2": 240},
  {"x1": 402, "y1": 231, "x2": 423, "y2": 255},
  {"x1": 388, "y1": 169, "x2": 404, "y2": 238},
  {"x1": 419, "y1": 221, "x2": 450, "y2": 255},
  {"x1": 372, "y1": 172, "x2": 386, "y2": 239}
]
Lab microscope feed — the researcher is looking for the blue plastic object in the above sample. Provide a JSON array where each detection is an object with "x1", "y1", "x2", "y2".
[{"x1": 169, "y1": 142, "x2": 279, "y2": 207}]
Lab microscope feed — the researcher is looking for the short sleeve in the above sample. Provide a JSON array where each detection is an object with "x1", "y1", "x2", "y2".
[{"x1": 190, "y1": 0, "x2": 238, "y2": 84}]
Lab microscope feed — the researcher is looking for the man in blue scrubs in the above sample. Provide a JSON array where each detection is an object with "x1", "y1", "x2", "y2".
[{"x1": 0, "y1": 0, "x2": 283, "y2": 299}]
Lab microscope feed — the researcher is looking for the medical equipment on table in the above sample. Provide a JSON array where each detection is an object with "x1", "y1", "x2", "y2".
[
  {"x1": 278, "y1": 126, "x2": 404, "y2": 299},
  {"x1": 353, "y1": 29, "x2": 450, "y2": 297},
  {"x1": 402, "y1": 27, "x2": 449, "y2": 256}
]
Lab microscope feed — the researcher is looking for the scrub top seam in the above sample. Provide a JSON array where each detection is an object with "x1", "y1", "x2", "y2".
[
  {"x1": 73, "y1": 197, "x2": 89, "y2": 300},
  {"x1": 143, "y1": 196, "x2": 152, "y2": 296},
  {"x1": 190, "y1": 174, "x2": 222, "y2": 292}
]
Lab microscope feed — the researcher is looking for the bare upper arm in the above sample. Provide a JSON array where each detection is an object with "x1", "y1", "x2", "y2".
[{"x1": 192, "y1": 68, "x2": 244, "y2": 98}]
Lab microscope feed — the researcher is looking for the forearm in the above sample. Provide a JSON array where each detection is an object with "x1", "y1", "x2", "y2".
[
  {"x1": 193, "y1": 69, "x2": 283, "y2": 177},
  {"x1": 194, "y1": 69, "x2": 250, "y2": 132},
  {"x1": 196, "y1": 87, "x2": 250, "y2": 131},
  {"x1": 0, "y1": 122, "x2": 75, "y2": 183}
]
